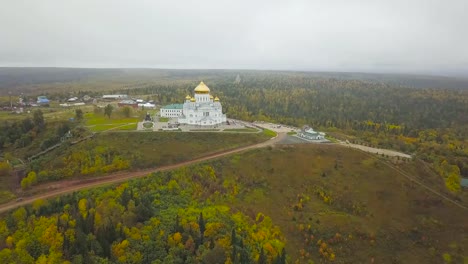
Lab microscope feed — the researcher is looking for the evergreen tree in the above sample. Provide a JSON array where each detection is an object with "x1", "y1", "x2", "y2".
[
  {"x1": 75, "y1": 109, "x2": 84, "y2": 121},
  {"x1": 33, "y1": 109, "x2": 45, "y2": 131},
  {"x1": 104, "y1": 104, "x2": 113, "y2": 119},
  {"x1": 280, "y1": 248, "x2": 286, "y2": 264},
  {"x1": 199, "y1": 212, "x2": 206, "y2": 245},
  {"x1": 231, "y1": 228, "x2": 237, "y2": 246},
  {"x1": 258, "y1": 248, "x2": 267, "y2": 264},
  {"x1": 231, "y1": 245, "x2": 237, "y2": 263}
]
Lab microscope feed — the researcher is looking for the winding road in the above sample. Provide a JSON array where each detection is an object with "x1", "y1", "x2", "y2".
[{"x1": 0, "y1": 133, "x2": 286, "y2": 214}]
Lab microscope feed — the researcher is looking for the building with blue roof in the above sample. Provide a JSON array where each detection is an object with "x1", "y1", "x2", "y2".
[{"x1": 37, "y1": 96, "x2": 50, "y2": 105}]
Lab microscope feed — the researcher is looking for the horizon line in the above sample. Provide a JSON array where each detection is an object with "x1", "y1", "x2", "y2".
[{"x1": 0, "y1": 66, "x2": 466, "y2": 79}]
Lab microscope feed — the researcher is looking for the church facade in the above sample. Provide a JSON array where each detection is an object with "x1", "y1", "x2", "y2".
[{"x1": 160, "y1": 81, "x2": 227, "y2": 126}]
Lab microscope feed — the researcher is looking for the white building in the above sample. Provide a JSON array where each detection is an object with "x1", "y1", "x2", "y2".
[
  {"x1": 138, "y1": 102, "x2": 156, "y2": 109},
  {"x1": 160, "y1": 104, "x2": 183, "y2": 118},
  {"x1": 160, "y1": 81, "x2": 227, "y2": 126},
  {"x1": 102, "y1": 94, "x2": 128, "y2": 100},
  {"x1": 299, "y1": 126, "x2": 326, "y2": 140}
]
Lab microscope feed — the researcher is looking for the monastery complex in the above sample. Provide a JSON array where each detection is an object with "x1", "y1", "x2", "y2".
[{"x1": 160, "y1": 82, "x2": 227, "y2": 126}]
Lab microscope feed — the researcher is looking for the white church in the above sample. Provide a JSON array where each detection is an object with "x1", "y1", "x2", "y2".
[{"x1": 160, "y1": 81, "x2": 227, "y2": 126}]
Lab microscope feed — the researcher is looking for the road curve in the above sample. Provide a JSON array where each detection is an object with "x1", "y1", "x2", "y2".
[{"x1": 0, "y1": 133, "x2": 286, "y2": 214}]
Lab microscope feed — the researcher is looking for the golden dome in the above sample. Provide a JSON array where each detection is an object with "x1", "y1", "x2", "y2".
[
  {"x1": 190, "y1": 97, "x2": 196, "y2": 102},
  {"x1": 214, "y1": 96, "x2": 220, "y2": 101},
  {"x1": 210, "y1": 94, "x2": 214, "y2": 99},
  {"x1": 194, "y1": 81, "x2": 210, "y2": 94},
  {"x1": 185, "y1": 95, "x2": 191, "y2": 100}
]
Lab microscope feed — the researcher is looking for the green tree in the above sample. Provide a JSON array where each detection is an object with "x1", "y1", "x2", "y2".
[
  {"x1": 121, "y1": 106, "x2": 131, "y2": 118},
  {"x1": 27, "y1": 171, "x2": 37, "y2": 185},
  {"x1": 258, "y1": 248, "x2": 267, "y2": 264},
  {"x1": 104, "y1": 104, "x2": 114, "y2": 119},
  {"x1": 21, "y1": 118, "x2": 34, "y2": 132},
  {"x1": 199, "y1": 212, "x2": 205, "y2": 245},
  {"x1": 75, "y1": 109, "x2": 84, "y2": 121},
  {"x1": 21, "y1": 171, "x2": 37, "y2": 190},
  {"x1": 33, "y1": 109, "x2": 45, "y2": 131},
  {"x1": 21, "y1": 176, "x2": 31, "y2": 190},
  {"x1": 0, "y1": 161, "x2": 12, "y2": 177}
]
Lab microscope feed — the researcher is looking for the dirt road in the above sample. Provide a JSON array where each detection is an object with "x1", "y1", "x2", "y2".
[
  {"x1": 0, "y1": 133, "x2": 286, "y2": 214},
  {"x1": 338, "y1": 141, "x2": 412, "y2": 159}
]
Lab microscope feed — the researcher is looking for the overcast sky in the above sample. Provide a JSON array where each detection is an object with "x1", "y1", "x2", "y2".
[{"x1": 1, "y1": 0, "x2": 467, "y2": 75}]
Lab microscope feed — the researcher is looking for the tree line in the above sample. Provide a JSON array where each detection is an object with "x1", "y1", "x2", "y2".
[{"x1": 0, "y1": 164, "x2": 286, "y2": 263}]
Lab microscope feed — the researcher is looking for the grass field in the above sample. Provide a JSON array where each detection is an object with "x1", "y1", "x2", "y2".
[
  {"x1": 224, "y1": 128, "x2": 258, "y2": 132},
  {"x1": 89, "y1": 123, "x2": 137, "y2": 131},
  {"x1": 263, "y1": 128, "x2": 277, "y2": 137},
  {"x1": 0, "y1": 105, "x2": 93, "y2": 122},
  {"x1": 85, "y1": 113, "x2": 139, "y2": 125},
  {"x1": 84, "y1": 112, "x2": 139, "y2": 132},
  {"x1": 29, "y1": 131, "x2": 271, "y2": 182},
  {"x1": 204, "y1": 144, "x2": 468, "y2": 263},
  {"x1": 189, "y1": 129, "x2": 220, "y2": 132},
  {"x1": 142, "y1": 122, "x2": 154, "y2": 129}
]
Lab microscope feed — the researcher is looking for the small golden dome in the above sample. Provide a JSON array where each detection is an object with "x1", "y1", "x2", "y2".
[
  {"x1": 194, "y1": 81, "x2": 210, "y2": 94},
  {"x1": 210, "y1": 95, "x2": 214, "y2": 99},
  {"x1": 190, "y1": 97, "x2": 196, "y2": 102},
  {"x1": 185, "y1": 95, "x2": 191, "y2": 100},
  {"x1": 214, "y1": 96, "x2": 220, "y2": 101}
]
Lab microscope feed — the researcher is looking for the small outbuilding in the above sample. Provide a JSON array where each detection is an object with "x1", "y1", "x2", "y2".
[
  {"x1": 118, "y1": 99, "x2": 139, "y2": 108},
  {"x1": 299, "y1": 126, "x2": 325, "y2": 140},
  {"x1": 103, "y1": 94, "x2": 128, "y2": 100}
]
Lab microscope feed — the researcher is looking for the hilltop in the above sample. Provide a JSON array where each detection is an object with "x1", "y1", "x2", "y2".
[
  {"x1": 0, "y1": 142, "x2": 466, "y2": 263},
  {"x1": 217, "y1": 144, "x2": 467, "y2": 263}
]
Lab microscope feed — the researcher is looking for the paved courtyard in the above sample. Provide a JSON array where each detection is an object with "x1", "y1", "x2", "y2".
[
  {"x1": 252, "y1": 121, "x2": 299, "y2": 133},
  {"x1": 137, "y1": 118, "x2": 258, "y2": 132}
]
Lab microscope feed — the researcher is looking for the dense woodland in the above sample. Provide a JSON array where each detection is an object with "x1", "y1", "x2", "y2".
[{"x1": 0, "y1": 164, "x2": 286, "y2": 264}]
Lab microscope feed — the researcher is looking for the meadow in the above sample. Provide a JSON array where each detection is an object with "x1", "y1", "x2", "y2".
[
  {"x1": 28, "y1": 131, "x2": 271, "y2": 183},
  {"x1": 84, "y1": 110, "x2": 141, "y2": 132},
  {"x1": 210, "y1": 144, "x2": 468, "y2": 263}
]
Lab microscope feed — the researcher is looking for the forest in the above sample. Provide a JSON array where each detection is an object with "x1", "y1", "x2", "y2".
[{"x1": 0, "y1": 163, "x2": 286, "y2": 264}]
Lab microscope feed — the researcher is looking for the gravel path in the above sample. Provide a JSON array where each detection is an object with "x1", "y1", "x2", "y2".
[{"x1": 338, "y1": 141, "x2": 412, "y2": 158}]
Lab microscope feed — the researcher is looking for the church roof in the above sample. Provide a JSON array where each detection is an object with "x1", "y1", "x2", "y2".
[
  {"x1": 302, "y1": 127, "x2": 319, "y2": 136},
  {"x1": 161, "y1": 103, "x2": 183, "y2": 109},
  {"x1": 194, "y1": 81, "x2": 210, "y2": 93}
]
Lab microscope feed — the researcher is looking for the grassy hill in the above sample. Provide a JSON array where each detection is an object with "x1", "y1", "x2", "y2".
[
  {"x1": 209, "y1": 144, "x2": 467, "y2": 263},
  {"x1": 0, "y1": 143, "x2": 466, "y2": 263},
  {"x1": 28, "y1": 131, "x2": 270, "y2": 183},
  {"x1": 0, "y1": 131, "x2": 270, "y2": 204}
]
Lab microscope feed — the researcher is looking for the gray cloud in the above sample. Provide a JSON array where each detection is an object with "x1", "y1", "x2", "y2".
[{"x1": 1, "y1": 0, "x2": 467, "y2": 75}]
